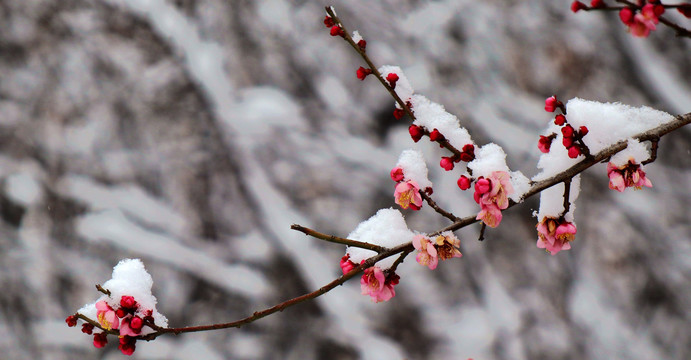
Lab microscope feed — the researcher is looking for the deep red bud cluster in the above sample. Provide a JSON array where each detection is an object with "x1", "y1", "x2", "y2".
[
  {"x1": 460, "y1": 144, "x2": 475, "y2": 162},
  {"x1": 66, "y1": 315, "x2": 78, "y2": 327},
  {"x1": 679, "y1": 4, "x2": 691, "y2": 18},
  {"x1": 119, "y1": 336, "x2": 137, "y2": 356},
  {"x1": 538, "y1": 100, "x2": 589, "y2": 157},
  {"x1": 409, "y1": 125, "x2": 424, "y2": 142},
  {"x1": 324, "y1": 16, "x2": 335, "y2": 28},
  {"x1": 590, "y1": 0, "x2": 604, "y2": 9},
  {"x1": 386, "y1": 73, "x2": 399, "y2": 88},
  {"x1": 356, "y1": 66, "x2": 372, "y2": 80},
  {"x1": 357, "y1": 39, "x2": 367, "y2": 50},
  {"x1": 429, "y1": 129, "x2": 444, "y2": 142},
  {"x1": 93, "y1": 332, "x2": 108, "y2": 348},
  {"x1": 393, "y1": 108, "x2": 405, "y2": 120},
  {"x1": 571, "y1": 1, "x2": 588, "y2": 13},
  {"x1": 330, "y1": 25, "x2": 345, "y2": 37},
  {"x1": 81, "y1": 323, "x2": 94, "y2": 335},
  {"x1": 554, "y1": 114, "x2": 566, "y2": 126}
]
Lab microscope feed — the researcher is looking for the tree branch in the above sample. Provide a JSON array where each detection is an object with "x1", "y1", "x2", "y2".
[{"x1": 291, "y1": 224, "x2": 387, "y2": 252}]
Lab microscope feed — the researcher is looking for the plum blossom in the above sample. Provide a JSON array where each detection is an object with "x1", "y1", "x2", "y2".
[
  {"x1": 390, "y1": 166, "x2": 404, "y2": 182},
  {"x1": 413, "y1": 235, "x2": 438, "y2": 270},
  {"x1": 536, "y1": 217, "x2": 576, "y2": 255},
  {"x1": 474, "y1": 171, "x2": 514, "y2": 228},
  {"x1": 607, "y1": 160, "x2": 652, "y2": 192},
  {"x1": 394, "y1": 180, "x2": 423, "y2": 210},
  {"x1": 95, "y1": 300, "x2": 119, "y2": 330},
  {"x1": 620, "y1": 4, "x2": 664, "y2": 38},
  {"x1": 360, "y1": 266, "x2": 398, "y2": 302},
  {"x1": 340, "y1": 254, "x2": 357, "y2": 275}
]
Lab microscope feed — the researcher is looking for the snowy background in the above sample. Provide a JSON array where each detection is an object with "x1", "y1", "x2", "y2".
[{"x1": 1, "y1": 0, "x2": 690, "y2": 359}]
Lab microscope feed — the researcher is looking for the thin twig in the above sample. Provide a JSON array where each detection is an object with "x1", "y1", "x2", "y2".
[
  {"x1": 420, "y1": 191, "x2": 461, "y2": 222},
  {"x1": 95, "y1": 284, "x2": 111, "y2": 296},
  {"x1": 478, "y1": 223, "x2": 487, "y2": 241},
  {"x1": 291, "y1": 224, "x2": 386, "y2": 252}
]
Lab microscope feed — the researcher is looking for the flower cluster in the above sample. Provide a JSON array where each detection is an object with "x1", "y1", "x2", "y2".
[
  {"x1": 536, "y1": 217, "x2": 577, "y2": 255},
  {"x1": 360, "y1": 266, "x2": 400, "y2": 303},
  {"x1": 66, "y1": 294, "x2": 158, "y2": 356},
  {"x1": 541, "y1": 96, "x2": 589, "y2": 159},
  {"x1": 412, "y1": 233, "x2": 462, "y2": 270},
  {"x1": 607, "y1": 160, "x2": 653, "y2": 191},
  {"x1": 473, "y1": 171, "x2": 514, "y2": 228},
  {"x1": 619, "y1": 2, "x2": 665, "y2": 38}
]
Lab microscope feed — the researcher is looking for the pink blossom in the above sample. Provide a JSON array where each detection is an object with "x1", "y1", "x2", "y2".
[
  {"x1": 538, "y1": 135, "x2": 552, "y2": 153},
  {"x1": 476, "y1": 203, "x2": 503, "y2": 228},
  {"x1": 394, "y1": 180, "x2": 423, "y2": 210},
  {"x1": 413, "y1": 235, "x2": 438, "y2": 270},
  {"x1": 95, "y1": 300, "x2": 119, "y2": 330},
  {"x1": 360, "y1": 267, "x2": 396, "y2": 303},
  {"x1": 607, "y1": 160, "x2": 652, "y2": 192},
  {"x1": 340, "y1": 254, "x2": 356, "y2": 275},
  {"x1": 536, "y1": 218, "x2": 575, "y2": 255},
  {"x1": 473, "y1": 171, "x2": 513, "y2": 228},
  {"x1": 544, "y1": 96, "x2": 558, "y2": 112},
  {"x1": 625, "y1": 4, "x2": 660, "y2": 38}
]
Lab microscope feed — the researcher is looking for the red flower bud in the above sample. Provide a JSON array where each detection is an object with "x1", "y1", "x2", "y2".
[
  {"x1": 457, "y1": 175, "x2": 471, "y2": 190},
  {"x1": 130, "y1": 316, "x2": 144, "y2": 331},
  {"x1": 459, "y1": 152, "x2": 474, "y2": 162},
  {"x1": 323, "y1": 16, "x2": 334, "y2": 28},
  {"x1": 679, "y1": 5, "x2": 691, "y2": 18},
  {"x1": 393, "y1": 108, "x2": 405, "y2": 120},
  {"x1": 65, "y1": 315, "x2": 78, "y2": 327},
  {"x1": 357, "y1": 40, "x2": 367, "y2": 50},
  {"x1": 538, "y1": 135, "x2": 552, "y2": 153},
  {"x1": 356, "y1": 66, "x2": 372, "y2": 80},
  {"x1": 561, "y1": 124, "x2": 574, "y2": 138},
  {"x1": 121, "y1": 295, "x2": 137, "y2": 310},
  {"x1": 652, "y1": 4, "x2": 664, "y2": 17},
  {"x1": 619, "y1": 8, "x2": 635, "y2": 25},
  {"x1": 408, "y1": 125, "x2": 424, "y2": 142},
  {"x1": 116, "y1": 308, "x2": 127, "y2": 318},
  {"x1": 440, "y1": 157, "x2": 455, "y2": 171},
  {"x1": 330, "y1": 25, "x2": 344, "y2": 37},
  {"x1": 579, "y1": 126, "x2": 589, "y2": 136},
  {"x1": 563, "y1": 136, "x2": 574, "y2": 148},
  {"x1": 568, "y1": 146, "x2": 582, "y2": 158},
  {"x1": 390, "y1": 167, "x2": 404, "y2": 182},
  {"x1": 386, "y1": 73, "x2": 399, "y2": 88},
  {"x1": 545, "y1": 96, "x2": 558, "y2": 112},
  {"x1": 554, "y1": 114, "x2": 566, "y2": 126},
  {"x1": 93, "y1": 332, "x2": 108, "y2": 348},
  {"x1": 429, "y1": 129, "x2": 444, "y2": 142},
  {"x1": 82, "y1": 323, "x2": 94, "y2": 335},
  {"x1": 590, "y1": 0, "x2": 604, "y2": 8},
  {"x1": 571, "y1": 1, "x2": 587, "y2": 13},
  {"x1": 425, "y1": 187, "x2": 433, "y2": 195},
  {"x1": 409, "y1": 203, "x2": 421, "y2": 211},
  {"x1": 462, "y1": 144, "x2": 475, "y2": 153}
]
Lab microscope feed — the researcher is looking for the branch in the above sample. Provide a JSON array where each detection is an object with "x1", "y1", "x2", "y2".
[
  {"x1": 291, "y1": 224, "x2": 387, "y2": 252},
  {"x1": 420, "y1": 191, "x2": 461, "y2": 222}
]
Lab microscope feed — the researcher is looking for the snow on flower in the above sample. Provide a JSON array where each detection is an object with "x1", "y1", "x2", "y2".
[
  {"x1": 409, "y1": 94, "x2": 474, "y2": 151},
  {"x1": 74, "y1": 259, "x2": 168, "y2": 356},
  {"x1": 433, "y1": 232, "x2": 462, "y2": 261},
  {"x1": 392, "y1": 149, "x2": 433, "y2": 190},
  {"x1": 360, "y1": 266, "x2": 397, "y2": 302},
  {"x1": 345, "y1": 208, "x2": 416, "y2": 269},
  {"x1": 413, "y1": 232, "x2": 462, "y2": 269},
  {"x1": 340, "y1": 254, "x2": 357, "y2": 275},
  {"x1": 378, "y1": 65, "x2": 414, "y2": 104},
  {"x1": 536, "y1": 217, "x2": 576, "y2": 255}
]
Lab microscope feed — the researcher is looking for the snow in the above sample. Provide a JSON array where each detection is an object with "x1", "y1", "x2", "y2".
[
  {"x1": 5, "y1": 172, "x2": 42, "y2": 206},
  {"x1": 346, "y1": 208, "x2": 415, "y2": 268},
  {"x1": 609, "y1": 138, "x2": 650, "y2": 166},
  {"x1": 410, "y1": 94, "x2": 474, "y2": 150},
  {"x1": 395, "y1": 149, "x2": 432, "y2": 189},
  {"x1": 468, "y1": 143, "x2": 509, "y2": 177},
  {"x1": 536, "y1": 174, "x2": 581, "y2": 222},
  {"x1": 351, "y1": 30, "x2": 363, "y2": 44},
  {"x1": 378, "y1": 65, "x2": 414, "y2": 104},
  {"x1": 78, "y1": 258, "x2": 169, "y2": 334},
  {"x1": 566, "y1": 98, "x2": 673, "y2": 154}
]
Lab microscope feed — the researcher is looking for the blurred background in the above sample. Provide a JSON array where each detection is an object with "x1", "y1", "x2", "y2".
[{"x1": 0, "y1": 0, "x2": 689, "y2": 359}]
